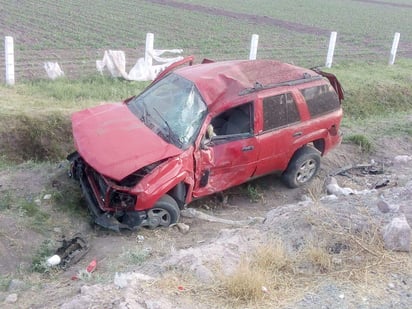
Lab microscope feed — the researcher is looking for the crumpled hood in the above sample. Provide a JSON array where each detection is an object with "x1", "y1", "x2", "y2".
[{"x1": 71, "y1": 103, "x2": 182, "y2": 181}]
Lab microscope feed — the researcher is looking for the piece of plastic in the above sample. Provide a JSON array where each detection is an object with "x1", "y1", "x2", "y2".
[
  {"x1": 96, "y1": 49, "x2": 183, "y2": 81},
  {"x1": 44, "y1": 62, "x2": 64, "y2": 80},
  {"x1": 86, "y1": 259, "x2": 97, "y2": 273},
  {"x1": 46, "y1": 255, "x2": 61, "y2": 266}
]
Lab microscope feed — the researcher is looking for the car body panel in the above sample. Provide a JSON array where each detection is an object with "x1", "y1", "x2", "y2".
[
  {"x1": 71, "y1": 103, "x2": 182, "y2": 181},
  {"x1": 177, "y1": 60, "x2": 317, "y2": 109}
]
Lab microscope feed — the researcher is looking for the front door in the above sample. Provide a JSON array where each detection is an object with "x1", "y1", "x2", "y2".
[{"x1": 193, "y1": 103, "x2": 259, "y2": 197}]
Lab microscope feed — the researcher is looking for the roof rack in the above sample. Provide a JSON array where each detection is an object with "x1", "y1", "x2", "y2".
[{"x1": 239, "y1": 73, "x2": 322, "y2": 96}]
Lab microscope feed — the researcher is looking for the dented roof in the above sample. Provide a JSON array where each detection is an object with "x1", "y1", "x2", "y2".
[{"x1": 175, "y1": 60, "x2": 318, "y2": 108}]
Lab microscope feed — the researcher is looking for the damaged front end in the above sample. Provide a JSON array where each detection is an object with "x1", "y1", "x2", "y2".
[{"x1": 67, "y1": 152, "x2": 156, "y2": 232}]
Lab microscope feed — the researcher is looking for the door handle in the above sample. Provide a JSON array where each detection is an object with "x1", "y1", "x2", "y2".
[
  {"x1": 293, "y1": 132, "x2": 302, "y2": 137},
  {"x1": 242, "y1": 145, "x2": 254, "y2": 152}
]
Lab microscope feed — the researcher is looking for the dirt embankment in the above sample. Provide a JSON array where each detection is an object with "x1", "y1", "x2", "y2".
[{"x1": 0, "y1": 136, "x2": 411, "y2": 308}]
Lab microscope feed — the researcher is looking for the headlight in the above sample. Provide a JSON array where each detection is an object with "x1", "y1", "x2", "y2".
[{"x1": 109, "y1": 190, "x2": 137, "y2": 209}]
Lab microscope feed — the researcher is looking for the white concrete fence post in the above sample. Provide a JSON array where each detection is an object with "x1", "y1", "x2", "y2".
[
  {"x1": 325, "y1": 31, "x2": 337, "y2": 68},
  {"x1": 5, "y1": 36, "x2": 15, "y2": 85},
  {"x1": 145, "y1": 32, "x2": 154, "y2": 67},
  {"x1": 388, "y1": 32, "x2": 400, "y2": 65},
  {"x1": 249, "y1": 34, "x2": 259, "y2": 60}
]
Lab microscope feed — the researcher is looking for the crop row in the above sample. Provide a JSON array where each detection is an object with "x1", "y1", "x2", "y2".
[{"x1": 0, "y1": 0, "x2": 410, "y2": 81}]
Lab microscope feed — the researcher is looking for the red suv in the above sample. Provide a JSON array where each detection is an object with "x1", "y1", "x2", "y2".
[{"x1": 68, "y1": 58, "x2": 343, "y2": 231}]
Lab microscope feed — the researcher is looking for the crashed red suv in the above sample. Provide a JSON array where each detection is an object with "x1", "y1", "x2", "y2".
[{"x1": 68, "y1": 58, "x2": 343, "y2": 231}]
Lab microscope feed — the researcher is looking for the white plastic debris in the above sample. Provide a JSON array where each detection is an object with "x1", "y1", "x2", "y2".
[
  {"x1": 44, "y1": 62, "x2": 64, "y2": 80},
  {"x1": 43, "y1": 194, "x2": 52, "y2": 200},
  {"x1": 46, "y1": 254, "x2": 61, "y2": 266},
  {"x1": 96, "y1": 48, "x2": 183, "y2": 81}
]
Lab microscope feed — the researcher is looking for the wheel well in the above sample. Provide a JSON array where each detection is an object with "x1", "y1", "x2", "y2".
[
  {"x1": 167, "y1": 182, "x2": 188, "y2": 209},
  {"x1": 312, "y1": 139, "x2": 325, "y2": 155}
]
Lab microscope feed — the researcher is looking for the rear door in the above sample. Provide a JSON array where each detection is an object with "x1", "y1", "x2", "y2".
[{"x1": 254, "y1": 90, "x2": 307, "y2": 176}]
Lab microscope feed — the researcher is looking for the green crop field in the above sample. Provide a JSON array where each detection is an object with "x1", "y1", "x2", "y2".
[{"x1": 0, "y1": 0, "x2": 411, "y2": 81}]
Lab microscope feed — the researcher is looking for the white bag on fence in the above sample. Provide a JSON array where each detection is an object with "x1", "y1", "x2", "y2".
[
  {"x1": 96, "y1": 50, "x2": 128, "y2": 79},
  {"x1": 44, "y1": 62, "x2": 64, "y2": 80},
  {"x1": 96, "y1": 49, "x2": 183, "y2": 81}
]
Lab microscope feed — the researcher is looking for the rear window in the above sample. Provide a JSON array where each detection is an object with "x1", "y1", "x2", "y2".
[
  {"x1": 300, "y1": 84, "x2": 340, "y2": 117},
  {"x1": 262, "y1": 93, "x2": 300, "y2": 131}
]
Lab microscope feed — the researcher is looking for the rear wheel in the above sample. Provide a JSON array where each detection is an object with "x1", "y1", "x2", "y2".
[
  {"x1": 145, "y1": 194, "x2": 180, "y2": 229},
  {"x1": 282, "y1": 146, "x2": 321, "y2": 188}
]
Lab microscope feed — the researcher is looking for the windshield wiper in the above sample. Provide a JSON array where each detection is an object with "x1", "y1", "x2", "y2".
[
  {"x1": 140, "y1": 100, "x2": 148, "y2": 123},
  {"x1": 152, "y1": 107, "x2": 182, "y2": 147}
]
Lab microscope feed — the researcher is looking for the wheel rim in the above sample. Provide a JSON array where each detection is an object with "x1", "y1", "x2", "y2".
[
  {"x1": 146, "y1": 207, "x2": 172, "y2": 228},
  {"x1": 296, "y1": 158, "x2": 317, "y2": 184}
]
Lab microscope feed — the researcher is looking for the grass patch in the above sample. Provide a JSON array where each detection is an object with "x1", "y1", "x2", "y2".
[
  {"x1": 0, "y1": 275, "x2": 11, "y2": 292},
  {"x1": 18, "y1": 75, "x2": 149, "y2": 103},
  {"x1": 328, "y1": 60, "x2": 412, "y2": 120},
  {"x1": 0, "y1": 190, "x2": 13, "y2": 211},
  {"x1": 221, "y1": 259, "x2": 268, "y2": 303},
  {"x1": 0, "y1": 112, "x2": 72, "y2": 162},
  {"x1": 31, "y1": 240, "x2": 56, "y2": 273},
  {"x1": 52, "y1": 184, "x2": 86, "y2": 217},
  {"x1": 344, "y1": 134, "x2": 373, "y2": 153},
  {"x1": 246, "y1": 184, "x2": 264, "y2": 203},
  {"x1": 121, "y1": 248, "x2": 150, "y2": 265}
]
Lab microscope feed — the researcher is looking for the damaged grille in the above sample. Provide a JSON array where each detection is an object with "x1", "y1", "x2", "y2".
[{"x1": 91, "y1": 169, "x2": 108, "y2": 202}]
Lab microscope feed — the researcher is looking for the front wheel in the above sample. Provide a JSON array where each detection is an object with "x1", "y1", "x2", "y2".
[
  {"x1": 145, "y1": 194, "x2": 180, "y2": 229},
  {"x1": 282, "y1": 146, "x2": 321, "y2": 188}
]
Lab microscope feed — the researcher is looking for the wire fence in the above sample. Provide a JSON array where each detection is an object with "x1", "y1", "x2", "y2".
[{"x1": 0, "y1": 32, "x2": 411, "y2": 83}]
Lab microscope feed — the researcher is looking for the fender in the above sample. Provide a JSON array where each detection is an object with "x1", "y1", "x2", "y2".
[{"x1": 134, "y1": 155, "x2": 194, "y2": 211}]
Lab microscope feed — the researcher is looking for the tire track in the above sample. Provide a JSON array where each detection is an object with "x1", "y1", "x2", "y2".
[
  {"x1": 147, "y1": 0, "x2": 330, "y2": 36},
  {"x1": 354, "y1": 0, "x2": 412, "y2": 9}
]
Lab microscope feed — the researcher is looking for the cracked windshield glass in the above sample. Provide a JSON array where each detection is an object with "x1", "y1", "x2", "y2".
[{"x1": 128, "y1": 73, "x2": 207, "y2": 148}]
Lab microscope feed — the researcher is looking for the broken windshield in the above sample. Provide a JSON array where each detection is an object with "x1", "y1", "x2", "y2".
[{"x1": 127, "y1": 73, "x2": 207, "y2": 148}]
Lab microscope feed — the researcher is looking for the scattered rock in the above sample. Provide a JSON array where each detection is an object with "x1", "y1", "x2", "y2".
[
  {"x1": 326, "y1": 177, "x2": 355, "y2": 196},
  {"x1": 43, "y1": 194, "x2": 52, "y2": 200},
  {"x1": 377, "y1": 200, "x2": 391, "y2": 213},
  {"x1": 171, "y1": 222, "x2": 190, "y2": 234},
  {"x1": 393, "y1": 155, "x2": 412, "y2": 165},
  {"x1": 382, "y1": 215, "x2": 411, "y2": 252},
  {"x1": 7, "y1": 279, "x2": 25, "y2": 292},
  {"x1": 5, "y1": 293, "x2": 18, "y2": 303},
  {"x1": 113, "y1": 272, "x2": 153, "y2": 289}
]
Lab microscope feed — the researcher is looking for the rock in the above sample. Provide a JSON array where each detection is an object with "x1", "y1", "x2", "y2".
[
  {"x1": 114, "y1": 272, "x2": 129, "y2": 289},
  {"x1": 326, "y1": 183, "x2": 354, "y2": 196},
  {"x1": 300, "y1": 195, "x2": 312, "y2": 202},
  {"x1": 393, "y1": 155, "x2": 411, "y2": 165},
  {"x1": 114, "y1": 272, "x2": 153, "y2": 289},
  {"x1": 43, "y1": 194, "x2": 52, "y2": 200},
  {"x1": 377, "y1": 200, "x2": 390, "y2": 213},
  {"x1": 5, "y1": 293, "x2": 18, "y2": 303},
  {"x1": 171, "y1": 222, "x2": 190, "y2": 234},
  {"x1": 7, "y1": 279, "x2": 25, "y2": 292},
  {"x1": 194, "y1": 264, "x2": 214, "y2": 283},
  {"x1": 377, "y1": 200, "x2": 399, "y2": 213},
  {"x1": 382, "y1": 215, "x2": 411, "y2": 252}
]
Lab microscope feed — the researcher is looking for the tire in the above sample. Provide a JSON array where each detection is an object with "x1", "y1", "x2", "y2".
[
  {"x1": 282, "y1": 146, "x2": 321, "y2": 188},
  {"x1": 145, "y1": 194, "x2": 180, "y2": 228}
]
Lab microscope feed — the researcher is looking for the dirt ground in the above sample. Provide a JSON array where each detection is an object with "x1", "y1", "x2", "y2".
[{"x1": 0, "y1": 135, "x2": 411, "y2": 308}]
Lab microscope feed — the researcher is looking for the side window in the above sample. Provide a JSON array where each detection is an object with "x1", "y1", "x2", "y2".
[
  {"x1": 210, "y1": 102, "x2": 252, "y2": 137},
  {"x1": 300, "y1": 84, "x2": 340, "y2": 117},
  {"x1": 262, "y1": 93, "x2": 300, "y2": 131}
]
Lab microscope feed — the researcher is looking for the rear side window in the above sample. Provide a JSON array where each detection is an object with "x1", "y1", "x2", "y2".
[
  {"x1": 262, "y1": 93, "x2": 300, "y2": 131},
  {"x1": 300, "y1": 84, "x2": 340, "y2": 117}
]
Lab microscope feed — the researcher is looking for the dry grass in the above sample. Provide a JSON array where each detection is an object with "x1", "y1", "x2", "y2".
[{"x1": 210, "y1": 202, "x2": 411, "y2": 308}]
